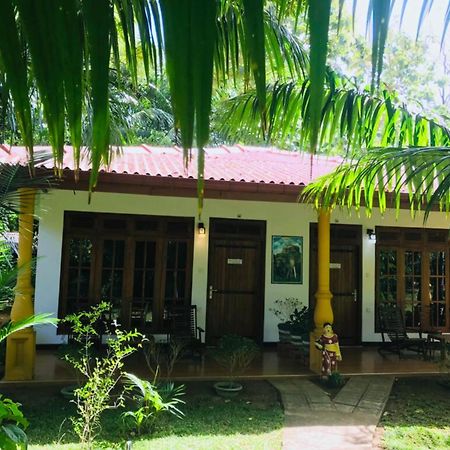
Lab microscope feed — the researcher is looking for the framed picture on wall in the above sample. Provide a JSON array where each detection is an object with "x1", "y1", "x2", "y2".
[{"x1": 271, "y1": 235, "x2": 303, "y2": 284}]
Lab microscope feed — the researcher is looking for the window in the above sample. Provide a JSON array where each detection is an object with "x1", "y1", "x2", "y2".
[
  {"x1": 59, "y1": 212, "x2": 194, "y2": 333},
  {"x1": 376, "y1": 227, "x2": 449, "y2": 331}
]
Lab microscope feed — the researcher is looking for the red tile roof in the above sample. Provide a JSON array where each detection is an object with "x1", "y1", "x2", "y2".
[{"x1": 0, "y1": 144, "x2": 342, "y2": 186}]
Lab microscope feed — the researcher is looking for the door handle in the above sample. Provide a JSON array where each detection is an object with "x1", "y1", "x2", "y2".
[
  {"x1": 353, "y1": 289, "x2": 358, "y2": 303},
  {"x1": 209, "y1": 285, "x2": 218, "y2": 300}
]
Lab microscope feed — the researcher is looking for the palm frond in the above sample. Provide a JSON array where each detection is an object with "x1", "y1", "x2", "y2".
[
  {"x1": 218, "y1": 80, "x2": 450, "y2": 151},
  {"x1": 301, "y1": 146, "x2": 450, "y2": 221},
  {"x1": 0, "y1": 313, "x2": 57, "y2": 343},
  {"x1": 0, "y1": 155, "x2": 54, "y2": 213}
]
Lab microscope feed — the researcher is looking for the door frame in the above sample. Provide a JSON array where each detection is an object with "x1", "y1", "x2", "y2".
[
  {"x1": 206, "y1": 218, "x2": 266, "y2": 344},
  {"x1": 309, "y1": 223, "x2": 363, "y2": 345}
]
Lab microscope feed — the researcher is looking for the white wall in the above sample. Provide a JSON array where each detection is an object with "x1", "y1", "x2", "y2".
[{"x1": 34, "y1": 189, "x2": 450, "y2": 344}]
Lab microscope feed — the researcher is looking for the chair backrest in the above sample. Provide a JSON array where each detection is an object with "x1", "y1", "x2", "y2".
[
  {"x1": 378, "y1": 303, "x2": 408, "y2": 342},
  {"x1": 167, "y1": 304, "x2": 198, "y2": 339}
]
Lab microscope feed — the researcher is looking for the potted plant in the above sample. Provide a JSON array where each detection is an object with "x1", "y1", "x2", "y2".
[
  {"x1": 289, "y1": 306, "x2": 314, "y2": 360},
  {"x1": 270, "y1": 297, "x2": 303, "y2": 342},
  {"x1": 211, "y1": 335, "x2": 259, "y2": 398}
]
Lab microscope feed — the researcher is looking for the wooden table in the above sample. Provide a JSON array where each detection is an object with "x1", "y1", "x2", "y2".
[{"x1": 427, "y1": 333, "x2": 450, "y2": 360}]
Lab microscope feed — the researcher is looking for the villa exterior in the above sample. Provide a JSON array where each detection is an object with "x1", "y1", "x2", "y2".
[{"x1": 2, "y1": 145, "x2": 449, "y2": 356}]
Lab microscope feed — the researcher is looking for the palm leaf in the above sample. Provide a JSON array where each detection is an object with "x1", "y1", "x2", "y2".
[
  {"x1": 0, "y1": 313, "x2": 57, "y2": 343},
  {"x1": 302, "y1": 146, "x2": 450, "y2": 221},
  {"x1": 83, "y1": 0, "x2": 113, "y2": 193},
  {"x1": 307, "y1": 0, "x2": 331, "y2": 152},
  {"x1": 0, "y1": 0, "x2": 33, "y2": 158}
]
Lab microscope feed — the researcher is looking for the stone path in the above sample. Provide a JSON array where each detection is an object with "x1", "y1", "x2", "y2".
[{"x1": 271, "y1": 376, "x2": 394, "y2": 450}]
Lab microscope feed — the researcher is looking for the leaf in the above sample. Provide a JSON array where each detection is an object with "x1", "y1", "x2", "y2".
[
  {"x1": 307, "y1": 0, "x2": 332, "y2": 152},
  {"x1": 0, "y1": 0, "x2": 33, "y2": 158},
  {"x1": 242, "y1": 0, "x2": 266, "y2": 135},
  {"x1": 82, "y1": 0, "x2": 113, "y2": 192}
]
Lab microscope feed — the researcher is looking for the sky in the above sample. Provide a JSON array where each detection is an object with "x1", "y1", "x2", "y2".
[{"x1": 347, "y1": 0, "x2": 449, "y2": 70}]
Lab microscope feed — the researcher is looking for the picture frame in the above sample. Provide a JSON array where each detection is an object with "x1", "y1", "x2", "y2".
[{"x1": 271, "y1": 235, "x2": 303, "y2": 284}]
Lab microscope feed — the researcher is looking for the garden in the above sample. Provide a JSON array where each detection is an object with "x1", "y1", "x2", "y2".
[{"x1": 2, "y1": 381, "x2": 283, "y2": 450}]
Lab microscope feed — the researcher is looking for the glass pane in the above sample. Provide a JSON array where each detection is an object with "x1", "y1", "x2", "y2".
[
  {"x1": 438, "y1": 252, "x2": 446, "y2": 275},
  {"x1": 133, "y1": 271, "x2": 143, "y2": 297},
  {"x1": 165, "y1": 270, "x2": 175, "y2": 298},
  {"x1": 166, "y1": 241, "x2": 176, "y2": 269},
  {"x1": 388, "y1": 278, "x2": 397, "y2": 300},
  {"x1": 405, "y1": 251, "x2": 413, "y2": 275},
  {"x1": 144, "y1": 271, "x2": 155, "y2": 298},
  {"x1": 112, "y1": 271, "x2": 123, "y2": 298},
  {"x1": 68, "y1": 269, "x2": 78, "y2": 297},
  {"x1": 135, "y1": 242, "x2": 145, "y2": 269},
  {"x1": 103, "y1": 240, "x2": 114, "y2": 267},
  {"x1": 380, "y1": 251, "x2": 388, "y2": 275},
  {"x1": 178, "y1": 242, "x2": 187, "y2": 269},
  {"x1": 414, "y1": 252, "x2": 421, "y2": 275},
  {"x1": 146, "y1": 242, "x2": 156, "y2": 268},
  {"x1": 79, "y1": 269, "x2": 90, "y2": 297},
  {"x1": 101, "y1": 270, "x2": 112, "y2": 297},
  {"x1": 177, "y1": 271, "x2": 186, "y2": 299},
  {"x1": 115, "y1": 241, "x2": 125, "y2": 267}
]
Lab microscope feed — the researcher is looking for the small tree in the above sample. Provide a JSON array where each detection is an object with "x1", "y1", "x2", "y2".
[
  {"x1": 212, "y1": 335, "x2": 259, "y2": 388},
  {"x1": 63, "y1": 302, "x2": 141, "y2": 448}
]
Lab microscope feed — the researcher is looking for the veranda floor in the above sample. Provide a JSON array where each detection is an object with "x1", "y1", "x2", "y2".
[{"x1": 0, "y1": 345, "x2": 441, "y2": 385}]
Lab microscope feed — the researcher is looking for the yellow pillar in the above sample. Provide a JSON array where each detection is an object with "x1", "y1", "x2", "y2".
[
  {"x1": 4, "y1": 189, "x2": 36, "y2": 380},
  {"x1": 310, "y1": 209, "x2": 334, "y2": 374}
]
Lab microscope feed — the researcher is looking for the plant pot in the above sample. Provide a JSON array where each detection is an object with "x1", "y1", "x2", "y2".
[
  {"x1": 277, "y1": 323, "x2": 292, "y2": 342},
  {"x1": 214, "y1": 381, "x2": 243, "y2": 398}
]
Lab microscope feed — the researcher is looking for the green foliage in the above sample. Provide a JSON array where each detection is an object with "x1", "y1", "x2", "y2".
[
  {"x1": 122, "y1": 372, "x2": 185, "y2": 435},
  {"x1": 0, "y1": 314, "x2": 56, "y2": 343},
  {"x1": 63, "y1": 301, "x2": 142, "y2": 448},
  {"x1": 142, "y1": 336, "x2": 186, "y2": 381},
  {"x1": 0, "y1": 395, "x2": 28, "y2": 450},
  {"x1": 211, "y1": 335, "x2": 259, "y2": 383},
  {"x1": 326, "y1": 371, "x2": 345, "y2": 388},
  {"x1": 302, "y1": 146, "x2": 450, "y2": 220},
  {"x1": 270, "y1": 297, "x2": 304, "y2": 324}
]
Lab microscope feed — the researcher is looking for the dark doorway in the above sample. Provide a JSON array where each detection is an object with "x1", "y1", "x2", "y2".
[
  {"x1": 310, "y1": 224, "x2": 362, "y2": 345},
  {"x1": 206, "y1": 219, "x2": 266, "y2": 344}
]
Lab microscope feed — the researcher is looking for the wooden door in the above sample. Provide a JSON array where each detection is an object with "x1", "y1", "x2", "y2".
[
  {"x1": 206, "y1": 219, "x2": 265, "y2": 344},
  {"x1": 310, "y1": 224, "x2": 362, "y2": 345}
]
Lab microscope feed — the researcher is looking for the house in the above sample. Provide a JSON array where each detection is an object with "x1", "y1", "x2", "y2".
[{"x1": 1, "y1": 144, "x2": 449, "y2": 378}]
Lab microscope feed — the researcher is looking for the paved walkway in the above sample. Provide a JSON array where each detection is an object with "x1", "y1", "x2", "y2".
[{"x1": 271, "y1": 376, "x2": 394, "y2": 450}]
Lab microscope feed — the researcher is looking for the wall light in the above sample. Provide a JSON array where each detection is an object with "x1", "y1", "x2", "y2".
[
  {"x1": 197, "y1": 222, "x2": 206, "y2": 235},
  {"x1": 366, "y1": 228, "x2": 376, "y2": 241}
]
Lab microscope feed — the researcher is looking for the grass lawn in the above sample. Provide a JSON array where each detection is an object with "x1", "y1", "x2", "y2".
[
  {"x1": 1, "y1": 380, "x2": 283, "y2": 450},
  {"x1": 380, "y1": 376, "x2": 450, "y2": 450}
]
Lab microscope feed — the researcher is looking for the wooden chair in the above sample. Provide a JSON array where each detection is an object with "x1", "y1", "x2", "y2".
[
  {"x1": 166, "y1": 304, "x2": 204, "y2": 357},
  {"x1": 378, "y1": 303, "x2": 427, "y2": 358}
]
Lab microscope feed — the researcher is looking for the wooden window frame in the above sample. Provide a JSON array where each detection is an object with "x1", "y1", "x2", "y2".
[
  {"x1": 375, "y1": 226, "x2": 450, "y2": 332},
  {"x1": 58, "y1": 212, "x2": 194, "y2": 333}
]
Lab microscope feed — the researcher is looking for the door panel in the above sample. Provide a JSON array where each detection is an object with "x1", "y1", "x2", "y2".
[
  {"x1": 329, "y1": 248, "x2": 359, "y2": 343},
  {"x1": 310, "y1": 224, "x2": 362, "y2": 345},
  {"x1": 206, "y1": 220, "x2": 265, "y2": 344}
]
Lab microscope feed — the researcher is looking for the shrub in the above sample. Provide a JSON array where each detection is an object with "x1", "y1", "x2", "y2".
[
  {"x1": 122, "y1": 372, "x2": 185, "y2": 435},
  {"x1": 63, "y1": 302, "x2": 142, "y2": 448}
]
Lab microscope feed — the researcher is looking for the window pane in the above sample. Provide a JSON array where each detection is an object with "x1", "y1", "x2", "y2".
[
  {"x1": 115, "y1": 241, "x2": 125, "y2": 267},
  {"x1": 135, "y1": 242, "x2": 145, "y2": 269},
  {"x1": 133, "y1": 271, "x2": 143, "y2": 297},
  {"x1": 103, "y1": 240, "x2": 114, "y2": 267},
  {"x1": 144, "y1": 271, "x2": 155, "y2": 298},
  {"x1": 165, "y1": 270, "x2": 175, "y2": 298},
  {"x1": 146, "y1": 241, "x2": 156, "y2": 268},
  {"x1": 166, "y1": 241, "x2": 176, "y2": 269},
  {"x1": 178, "y1": 242, "x2": 187, "y2": 269}
]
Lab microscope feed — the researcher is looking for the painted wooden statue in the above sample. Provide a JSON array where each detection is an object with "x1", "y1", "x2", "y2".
[{"x1": 314, "y1": 322, "x2": 342, "y2": 378}]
